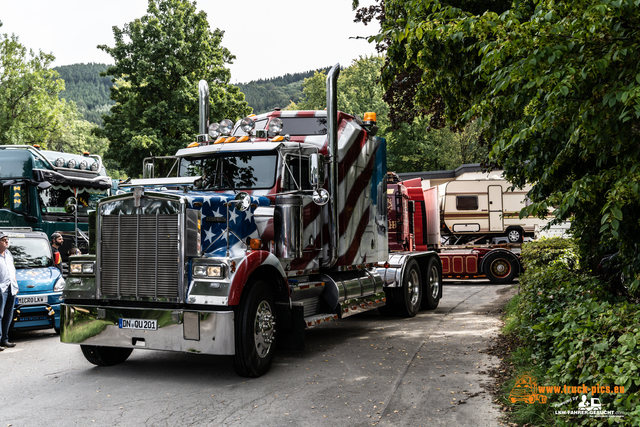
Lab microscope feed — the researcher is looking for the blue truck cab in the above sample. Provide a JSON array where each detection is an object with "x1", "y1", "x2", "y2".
[{"x1": 4, "y1": 229, "x2": 65, "y2": 333}]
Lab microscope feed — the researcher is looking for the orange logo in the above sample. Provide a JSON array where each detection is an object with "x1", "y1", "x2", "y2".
[{"x1": 509, "y1": 373, "x2": 548, "y2": 404}]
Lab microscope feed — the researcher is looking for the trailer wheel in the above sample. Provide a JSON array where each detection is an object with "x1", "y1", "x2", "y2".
[
  {"x1": 233, "y1": 280, "x2": 277, "y2": 377},
  {"x1": 484, "y1": 252, "x2": 518, "y2": 284},
  {"x1": 80, "y1": 345, "x2": 133, "y2": 366},
  {"x1": 422, "y1": 257, "x2": 442, "y2": 310},
  {"x1": 398, "y1": 259, "x2": 422, "y2": 317},
  {"x1": 507, "y1": 228, "x2": 523, "y2": 243}
]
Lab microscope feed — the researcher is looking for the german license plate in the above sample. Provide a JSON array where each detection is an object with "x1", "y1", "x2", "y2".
[
  {"x1": 18, "y1": 295, "x2": 47, "y2": 305},
  {"x1": 119, "y1": 318, "x2": 157, "y2": 331}
]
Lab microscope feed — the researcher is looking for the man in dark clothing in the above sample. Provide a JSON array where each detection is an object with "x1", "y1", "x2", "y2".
[{"x1": 51, "y1": 232, "x2": 63, "y2": 274}]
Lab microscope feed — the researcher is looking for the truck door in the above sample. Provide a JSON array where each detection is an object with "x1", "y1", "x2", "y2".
[{"x1": 488, "y1": 185, "x2": 504, "y2": 232}]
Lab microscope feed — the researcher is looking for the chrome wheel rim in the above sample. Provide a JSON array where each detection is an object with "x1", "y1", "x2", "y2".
[
  {"x1": 408, "y1": 268, "x2": 420, "y2": 306},
  {"x1": 491, "y1": 259, "x2": 511, "y2": 278},
  {"x1": 508, "y1": 230, "x2": 520, "y2": 242},
  {"x1": 429, "y1": 265, "x2": 440, "y2": 299},
  {"x1": 254, "y1": 301, "x2": 275, "y2": 358}
]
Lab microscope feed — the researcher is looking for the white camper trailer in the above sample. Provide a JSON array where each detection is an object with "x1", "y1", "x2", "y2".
[{"x1": 440, "y1": 179, "x2": 548, "y2": 244}]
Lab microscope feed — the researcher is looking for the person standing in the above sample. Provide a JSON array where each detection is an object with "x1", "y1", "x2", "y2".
[
  {"x1": 51, "y1": 232, "x2": 63, "y2": 274},
  {"x1": 0, "y1": 231, "x2": 18, "y2": 350}
]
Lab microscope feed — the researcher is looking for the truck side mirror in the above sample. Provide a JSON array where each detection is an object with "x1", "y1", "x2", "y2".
[
  {"x1": 65, "y1": 197, "x2": 77, "y2": 214},
  {"x1": 309, "y1": 153, "x2": 324, "y2": 188}
]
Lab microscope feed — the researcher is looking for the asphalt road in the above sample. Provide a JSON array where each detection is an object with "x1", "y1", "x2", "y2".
[{"x1": 1, "y1": 280, "x2": 516, "y2": 427}]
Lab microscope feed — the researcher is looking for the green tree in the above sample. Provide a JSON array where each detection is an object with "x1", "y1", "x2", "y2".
[
  {"x1": 288, "y1": 70, "x2": 330, "y2": 111},
  {"x1": 98, "y1": 0, "x2": 251, "y2": 177},
  {"x1": 0, "y1": 31, "x2": 72, "y2": 146},
  {"x1": 360, "y1": 0, "x2": 640, "y2": 292}
]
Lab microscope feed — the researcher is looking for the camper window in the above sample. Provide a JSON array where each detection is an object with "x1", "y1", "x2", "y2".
[{"x1": 456, "y1": 195, "x2": 478, "y2": 210}]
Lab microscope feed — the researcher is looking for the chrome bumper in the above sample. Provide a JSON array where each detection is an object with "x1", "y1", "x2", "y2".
[{"x1": 60, "y1": 304, "x2": 235, "y2": 355}]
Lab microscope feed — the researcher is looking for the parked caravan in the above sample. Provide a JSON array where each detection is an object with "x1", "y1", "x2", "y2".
[{"x1": 440, "y1": 179, "x2": 546, "y2": 244}]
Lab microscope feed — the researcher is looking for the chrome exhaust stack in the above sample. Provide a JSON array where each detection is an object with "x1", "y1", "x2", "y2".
[
  {"x1": 197, "y1": 80, "x2": 210, "y2": 143},
  {"x1": 326, "y1": 63, "x2": 340, "y2": 268}
]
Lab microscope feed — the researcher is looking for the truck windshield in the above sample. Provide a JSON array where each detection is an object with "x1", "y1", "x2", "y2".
[
  {"x1": 9, "y1": 237, "x2": 53, "y2": 269},
  {"x1": 38, "y1": 185, "x2": 108, "y2": 216},
  {"x1": 180, "y1": 151, "x2": 278, "y2": 190}
]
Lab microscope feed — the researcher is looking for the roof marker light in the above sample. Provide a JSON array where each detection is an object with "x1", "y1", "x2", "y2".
[
  {"x1": 272, "y1": 136, "x2": 284, "y2": 142},
  {"x1": 214, "y1": 137, "x2": 226, "y2": 144},
  {"x1": 187, "y1": 142, "x2": 200, "y2": 148},
  {"x1": 225, "y1": 137, "x2": 237, "y2": 143},
  {"x1": 238, "y1": 136, "x2": 250, "y2": 142}
]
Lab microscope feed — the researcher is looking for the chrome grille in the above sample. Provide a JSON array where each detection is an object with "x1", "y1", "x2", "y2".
[{"x1": 100, "y1": 214, "x2": 180, "y2": 300}]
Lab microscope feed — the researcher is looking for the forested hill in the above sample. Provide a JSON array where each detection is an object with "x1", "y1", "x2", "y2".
[
  {"x1": 53, "y1": 63, "x2": 330, "y2": 125},
  {"x1": 54, "y1": 63, "x2": 115, "y2": 127},
  {"x1": 238, "y1": 67, "x2": 331, "y2": 114}
]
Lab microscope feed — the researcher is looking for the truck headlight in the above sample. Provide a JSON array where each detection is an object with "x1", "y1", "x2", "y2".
[
  {"x1": 70, "y1": 263, "x2": 82, "y2": 274},
  {"x1": 70, "y1": 262, "x2": 95, "y2": 275},
  {"x1": 193, "y1": 265, "x2": 225, "y2": 278}
]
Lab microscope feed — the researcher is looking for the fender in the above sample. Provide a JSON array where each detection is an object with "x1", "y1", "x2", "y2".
[
  {"x1": 228, "y1": 250, "x2": 287, "y2": 305},
  {"x1": 479, "y1": 248, "x2": 521, "y2": 275}
]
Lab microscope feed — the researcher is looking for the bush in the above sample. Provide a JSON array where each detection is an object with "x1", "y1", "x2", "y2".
[{"x1": 502, "y1": 237, "x2": 640, "y2": 425}]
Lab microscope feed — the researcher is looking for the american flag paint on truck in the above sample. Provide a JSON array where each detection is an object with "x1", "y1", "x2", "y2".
[{"x1": 61, "y1": 64, "x2": 442, "y2": 378}]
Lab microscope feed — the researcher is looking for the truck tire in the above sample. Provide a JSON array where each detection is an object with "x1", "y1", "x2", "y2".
[
  {"x1": 484, "y1": 252, "x2": 518, "y2": 284},
  {"x1": 233, "y1": 280, "x2": 277, "y2": 377},
  {"x1": 507, "y1": 228, "x2": 523, "y2": 243},
  {"x1": 398, "y1": 259, "x2": 422, "y2": 317},
  {"x1": 421, "y1": 257, "x2": 441, "y2": 310},
  {"x1": 80, "y1": 345, "x2": 133, "y2": 366}
]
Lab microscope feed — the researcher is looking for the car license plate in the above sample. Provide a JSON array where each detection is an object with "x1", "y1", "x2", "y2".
[
  {"x1": 119, "y1": 318, "x2": 157, "y2": 331},
  {"x1": 18, "y1": 295, "x2": 47, "y2": 305}
]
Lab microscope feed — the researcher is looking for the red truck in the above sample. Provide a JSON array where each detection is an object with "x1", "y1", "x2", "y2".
[{"x1": 387, "y1": 173, "x2": 521, "y2": 284}]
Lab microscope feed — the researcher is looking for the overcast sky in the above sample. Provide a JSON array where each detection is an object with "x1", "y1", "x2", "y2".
[{"x1": 0, "y1": 0, "x2": 380, "y2": 83}]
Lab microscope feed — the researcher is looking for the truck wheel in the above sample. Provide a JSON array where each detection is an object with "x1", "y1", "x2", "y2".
[
  {"x1": 507, "y1": 228, "x2": 523, "y2": 243},
  {"x1": 398, "y1": 259, "x2": 422, "y2": 317},
  {"x1": 421, "y1": 257, "x2": 441, "y2": 310},
  {"x1": 484, "y1": 252, "x2": 518, "y2": 284},
  {"x1": 233, "y1": 280, "x2": 277, "y2": 377},
  {"x1": 80, "y1": 345, "x2": 133, "y2": 366}
]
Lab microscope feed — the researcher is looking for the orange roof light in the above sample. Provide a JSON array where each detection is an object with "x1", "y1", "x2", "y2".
[
  {"x1": 214, "y1": 137, "x2": 226, "y2": 144},
  {"x1": 363, "y1": 112, "x2": 377, "y2": 123},
  {"x1": 187, "y1": 142, "x2": 199, "y2": 148},
  {"x1": 272, "y1": 136, "x2": 284, "y2": 142},
  {"x1": 238, "y1": 135, "x2": 250, "y2": 142},
  {"x1": 225, "y1": 137, "x2": 237, "y2": 143}
]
